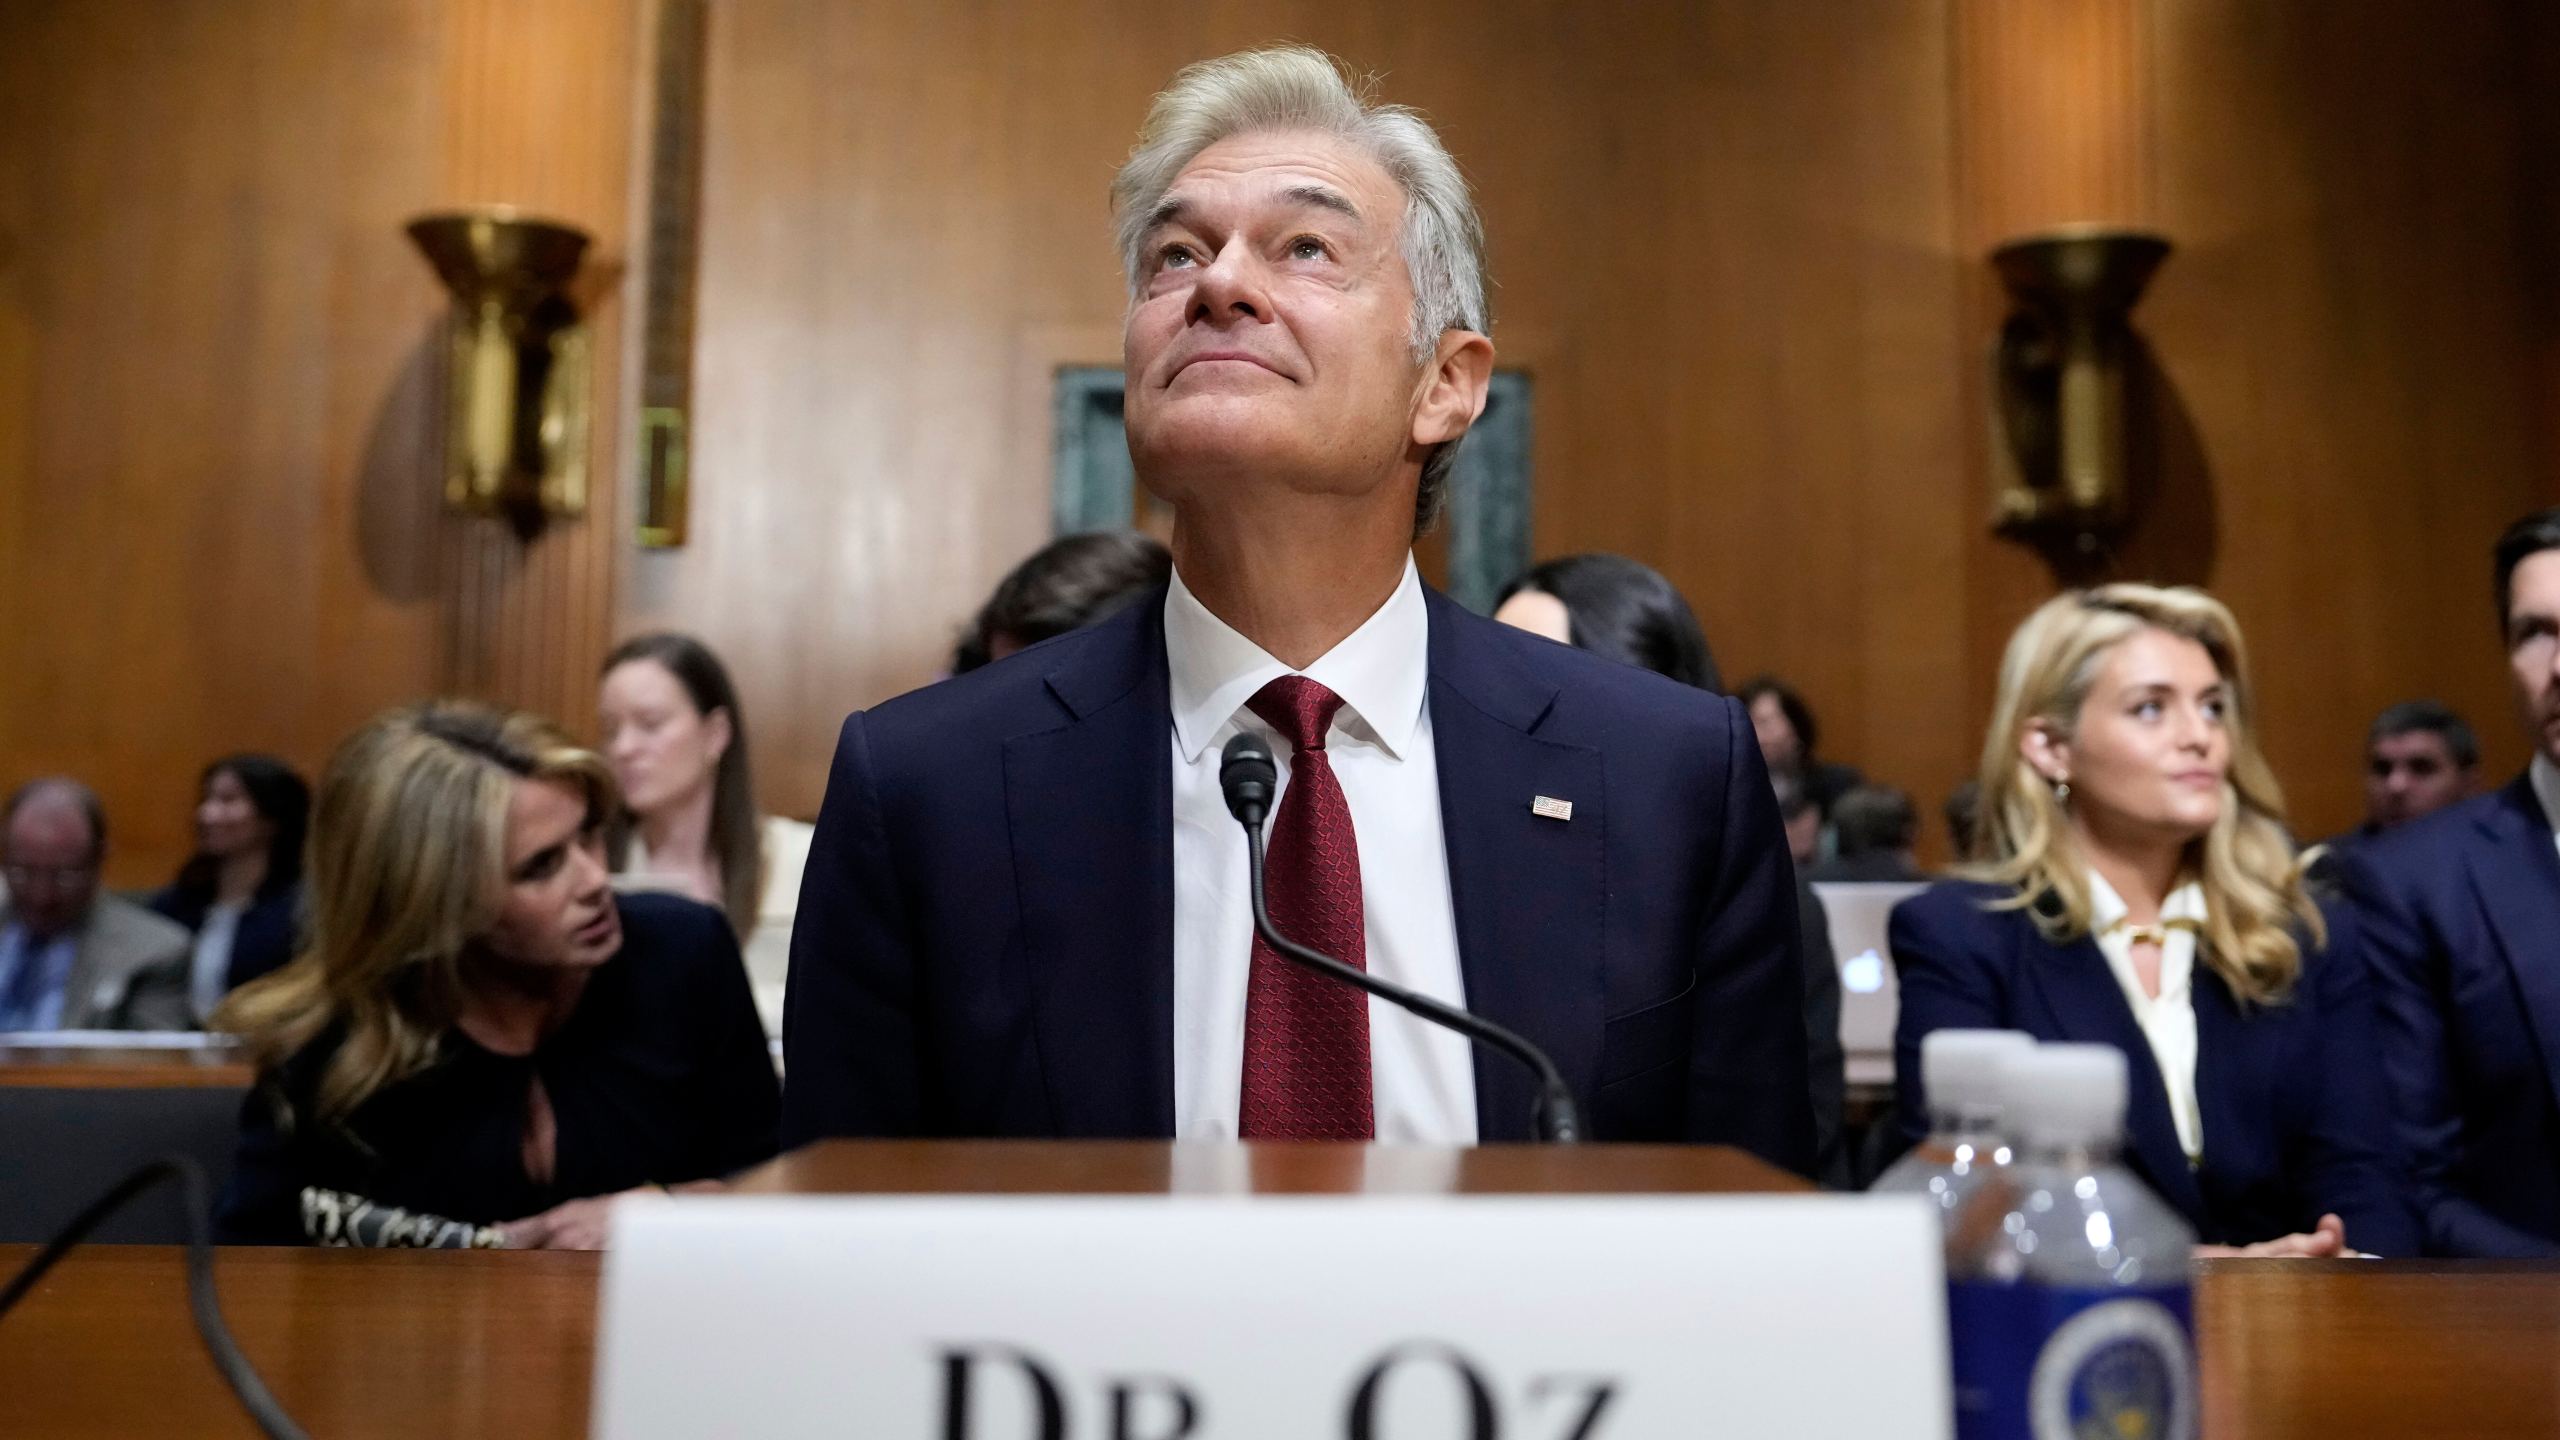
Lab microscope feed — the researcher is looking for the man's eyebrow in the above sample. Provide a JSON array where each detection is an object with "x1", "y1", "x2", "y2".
[
  {"x1": 1278, "y1": 183, "x2": 1361, "y2": 221},
  {"x1": 1143, "y1": 184, "x2": 1363, "y2": 234}
]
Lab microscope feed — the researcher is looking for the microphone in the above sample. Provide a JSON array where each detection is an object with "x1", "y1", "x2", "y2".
[{"x1": 1218, "y1": 731, "x2": 1584, "y2": 1144}]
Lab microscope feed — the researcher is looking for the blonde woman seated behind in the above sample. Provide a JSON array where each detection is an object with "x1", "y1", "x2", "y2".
[
  {"x1": 1886, "y1": 585, "x2": 2417, "y2": 1257},
  {"x1": 598, "y1": 634, "x2": 812, "y2": 1039},
  {"x1": 214, "y1": 703, "x2": 778, "y2": 1248}
]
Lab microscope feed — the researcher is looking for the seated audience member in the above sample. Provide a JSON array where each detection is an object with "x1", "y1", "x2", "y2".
[
  {"x1": 214, "y1": 703, "x2": 778, "y2": 1248},
  {"x1": 1808, "y1": 784, "x2": 1925, "y2": 884},
  {"x1": 0, "y1": 778, "x2": 190, "y2": 1031},
  {"x1": 1771, "y1": 767, "x2": 1821, "y2": 869},
  {"x1": 149, "y1": 754, "x2": 310, "y2": 1023},
  {"x1": 1890, "y1": 585, "x2": 2416, "y2": 1256},
  {"x1": 1497, "y1": 553, "x2": 1843, "y2": 1183},
  {"x1": 1941, "y1": 779, "x2": 1982, "y2": 864},
  {"x1": 1738, "y1": 676, "x2": 1863, "y2": 819},
  {"x1": 2335, "y1": 700, "x2": 2479, "y2": 849},
  {"x1": 2351, "y1": 511, "x2": 2560, "y2": 1257},
  {"x1": 599, "y1": 633, "x2": 810, "y2": 1037},
  {"x1": 950, "y1": 530, "x2": 1173, "y2": 674},
  {"x1": 1492, "y1": 552, "x2": 1724, "y2": 691}
]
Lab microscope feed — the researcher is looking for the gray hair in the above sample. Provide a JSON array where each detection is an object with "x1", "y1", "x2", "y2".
[{"x1": 1110, "y1": 47, "x2": 1488, "y2": 534}]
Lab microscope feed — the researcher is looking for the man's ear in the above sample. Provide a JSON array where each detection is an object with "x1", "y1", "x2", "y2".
[{"x1": 1411, "y1": 329, "x2": 1494, "y2": 449}]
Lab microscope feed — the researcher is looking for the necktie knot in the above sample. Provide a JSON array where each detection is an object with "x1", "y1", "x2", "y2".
[{"x1": 1247, "y1": 675, "x2": 1345, "y2": 755}]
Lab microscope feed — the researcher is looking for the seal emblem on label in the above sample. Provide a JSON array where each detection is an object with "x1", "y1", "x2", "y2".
[{"x1": 2026, "y1": 1295, "x2": 2196, "y2": 1440}]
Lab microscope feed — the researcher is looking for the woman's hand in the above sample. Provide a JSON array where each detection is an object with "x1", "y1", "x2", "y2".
[
  {"x1": 498, "y1": 1180, "x2": 730, "y2": 1250},
  {"x1": 2195, "y1": 1212, "x2": 2349, "y2": 1259},
  {"x1": 498, "y1": 1194, "x2": 619, "y2": 1250}
]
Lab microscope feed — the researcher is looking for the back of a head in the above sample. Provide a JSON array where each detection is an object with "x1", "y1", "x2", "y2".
[
  {"x1": 1831, "y1": 784, "x2": 1917, "y2": 858},
  {"x1": 955, "y1": 531, "x2": 1172, "y2": 673},
  {"x1": 1498, "y1": 553, "x2": 1722, "y2": 692},
  {"x1": 1110, "y1": 46, "x2": 1486, "y2": 534}
]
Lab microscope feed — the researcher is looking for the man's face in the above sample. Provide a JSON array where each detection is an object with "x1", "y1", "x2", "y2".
[
  {"x1": 2, "y1": 800, "x2": 101, "y2": 939},
  {"x1": 2364, "y1": 731, "x2": 2471, "y2": 829},
  {"x1": 1122, "y1": 129, "x2": 1430, "y2": 509},
  {"x1": 2507, "y1": 550, "x2": 2560, "y2": 770}
]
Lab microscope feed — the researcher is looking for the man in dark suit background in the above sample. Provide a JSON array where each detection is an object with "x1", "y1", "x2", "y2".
[
  {"x1": 2353, "y1": 508, "x2": 2560, "y2": 1256},
  {"x1": 781, "y1": 46, "x2": 1811, "y2": 1168}
]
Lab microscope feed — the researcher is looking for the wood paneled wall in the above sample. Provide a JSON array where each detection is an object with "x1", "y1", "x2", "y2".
[
  {"x1": 639, "y1": 0, "x2": 1983, "y2": 822},
  {"x1": 663, "y1": 0, "x2": 2559, "y2": 850},
  {"x1": 3, "y1": 0, "x2": 2555, "y2": 882},
  {"x1": 0, "y1": 0, "x2": 639, "y2": 885}
]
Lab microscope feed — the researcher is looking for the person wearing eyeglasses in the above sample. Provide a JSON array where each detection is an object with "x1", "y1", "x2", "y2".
[{"x1": 0, "y1": 776, "x2": 192, "y2": 1031}]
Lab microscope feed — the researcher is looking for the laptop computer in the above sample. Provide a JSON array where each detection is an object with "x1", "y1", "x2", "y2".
[{"x1": 1810, "y1": 881, "x2": 1928, "y2": 1087}]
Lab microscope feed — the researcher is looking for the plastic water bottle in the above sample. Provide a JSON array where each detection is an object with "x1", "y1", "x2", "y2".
[
  {"x1": 1944, "y1": 1043, "x2": 2198, "y2": 1440},
  {"x1": 1872, "y1": 1028, "x2": 2034, "y2": 1229}
]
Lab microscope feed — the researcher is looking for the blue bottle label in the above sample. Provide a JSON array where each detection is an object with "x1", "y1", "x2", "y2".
[{"x1": 1946, "y1": 1280, "x2": 2197, "y2": 1440}]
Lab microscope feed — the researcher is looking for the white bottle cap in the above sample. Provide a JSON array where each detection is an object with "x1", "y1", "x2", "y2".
[
  {"x1": 1920, "y1": 1029, "x2": 2036, "y2": 1118},
  {"x1": 1999, "y1": 1044, "x2": 2129, "y2": 1148}
]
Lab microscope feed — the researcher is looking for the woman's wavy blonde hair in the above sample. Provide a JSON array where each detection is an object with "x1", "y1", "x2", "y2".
[
  {"x1": 213, "y1": 701, "x2": 617, "y2": 1126},
  {"x1": 1966, "y1": 584, "x2": 2322, "y2": 1005}
]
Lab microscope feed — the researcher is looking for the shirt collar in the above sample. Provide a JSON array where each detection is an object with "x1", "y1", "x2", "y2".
[
  {"x1": 2087, "y1": 867, "x2": 2206, "y2": 933},
  {"x1": 2533, "y1": 753, "x2": 2560, "y2": 840},
  {"x1": 1164, "y1": 556, "x2": 1429, "y2": 765}
]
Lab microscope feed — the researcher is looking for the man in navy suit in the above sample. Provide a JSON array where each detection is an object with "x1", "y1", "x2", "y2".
[
  {"x1": 780, "y1": 47, "x2": 1812, "y2": 1167},
  {"x1": 2352, "y1": 507, "x2": 2560, "y2": 1256}
]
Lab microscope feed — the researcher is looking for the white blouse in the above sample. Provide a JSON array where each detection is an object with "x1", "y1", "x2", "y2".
[
  {"x1": 617, "y1": 814, "x2": 813, "y2": 1040},
  {"x1": 187, "y1": 900, "x2": 247, "y2": 1024},
  {"x1": 2087, "y1": 869, "x2": 2207, "y2": 1164}
]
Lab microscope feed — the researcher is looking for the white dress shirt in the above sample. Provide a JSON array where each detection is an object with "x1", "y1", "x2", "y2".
[
  {"x1": 1166, "y1": 558, "x2": 1478, "y2": 1143},
  {"x1": 187, "y1": 900, "x2": 246, "y2": 1024},
  {"x1": 2533, "y1": 755, "x2": 2560, "y2": 863},
  {"x1": 2088, "y1": 869, "x2": 2207, "y2": 1163}
]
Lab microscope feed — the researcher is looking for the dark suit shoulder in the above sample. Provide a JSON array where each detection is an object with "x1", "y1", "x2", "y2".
[
  {"x1": 852, "y1": 596, "x2": 1157, "y2": 764},
  {"x1": 2357, "y1": 787, "x2": 2512, "y2": 885},
  {"x1": 1891, "y1": 878, "x2": 2019, "y2": 935},
  {"x1": 613, "y1": 890, "x2": 739, "y2": 980}
]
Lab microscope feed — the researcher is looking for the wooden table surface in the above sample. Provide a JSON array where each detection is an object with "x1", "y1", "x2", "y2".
[
  {"x1": 0, "y1": 1044, "x2": 252, "y2": 1089},
  {"x1": 4, "y1": 1142, "x2": 2556, "y2": 1438}
]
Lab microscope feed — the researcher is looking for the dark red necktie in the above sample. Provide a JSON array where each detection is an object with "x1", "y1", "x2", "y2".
[{"x1": 1239, "y1": 675, "x2": 1374, "y2": 1140}]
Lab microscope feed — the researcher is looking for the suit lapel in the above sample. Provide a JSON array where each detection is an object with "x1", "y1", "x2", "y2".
[
  {"x1": 55, "y1": 909, "x2": 111, "y2": 1029},
  {"x1": 1425, "y1": 591, "x2": 1608, "y2": 1142},
  {"x1": 1000, "y1": 602, "x2": 1176, "y2": 1137},
  {"x1": 2019, "y1": 917, "x2": 2207, "y2": 1222},
  {"x1": 2465, "y1": 777, "x2": 2560, "y2": 1116}
]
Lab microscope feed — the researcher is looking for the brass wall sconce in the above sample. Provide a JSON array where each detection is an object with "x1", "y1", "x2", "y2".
[
  {"x1": 407, "y1": 207, "x2": 594, "y2": 540},
  {"x1": 1989, "y1": 225, "x2": 2172, "y2": 556}
]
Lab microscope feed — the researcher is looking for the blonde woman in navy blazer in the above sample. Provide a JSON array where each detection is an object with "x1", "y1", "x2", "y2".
[{"x1": 1889, "y1": 585, "x2": 2416, "y2": 1256}]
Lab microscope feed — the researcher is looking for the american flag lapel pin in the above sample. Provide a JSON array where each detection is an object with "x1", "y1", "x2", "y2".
[{"x1": 1531, "y1": 795, "x2": 1573, "y2": 822}]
